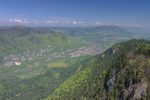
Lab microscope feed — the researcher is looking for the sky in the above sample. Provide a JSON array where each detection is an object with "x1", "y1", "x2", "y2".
[{"x1": 0, "y1": 0, "x2": 150, "y2": 27}]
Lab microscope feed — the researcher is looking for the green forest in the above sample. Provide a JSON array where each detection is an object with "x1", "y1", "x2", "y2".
[
  {"x1": 0, "y1": 26, "x2": 150, "y2": 100},
  {"x1": 45, "y1": 39, "x2": 150, "y2": 100}
]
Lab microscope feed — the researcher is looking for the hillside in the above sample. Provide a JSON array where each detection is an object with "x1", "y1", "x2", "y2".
[
  {"x1": 0, "y1": 26, "x2": 88, "y2": 64},
  {"x1": 0, "y1": 26, "x2": 150, "y2": 100},
  {"x1": 53, "y1": 25, "x2": 150, "y2": 49},
  {"x1": 0, "y1": 26, "x2": 94, "y2": 100},
  {"x1": 45, "y1": 39, "x2": 150, "y2": 100},
  {"x1": 0, "y1": 0, "x2": 150, "y2": 100}
]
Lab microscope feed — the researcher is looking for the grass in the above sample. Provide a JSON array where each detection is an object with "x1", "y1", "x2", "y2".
[
  {"x1": 48, "y1": 61, "x2": 68, "y2": 68},
  {"x1": 16, "y1": 68, "x2": 46, "y2": 79},
  {"x1": 47, "y1": 56, "x2": 90, "y2": 69},
  {"x1": 0, "y1": 56, "x2": 90, "y2": 79},
  {"x1": 0, "y1": 32, "x2": 91, "y2": 80}
]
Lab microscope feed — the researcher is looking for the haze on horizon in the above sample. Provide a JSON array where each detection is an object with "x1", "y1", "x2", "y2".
[{"x1": 0, "y1": 0, "x2": 150, "y2": 28}]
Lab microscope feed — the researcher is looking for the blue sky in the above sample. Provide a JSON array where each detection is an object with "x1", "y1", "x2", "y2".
[{"x1": 0, "y1": 0, "x2": 150, "y2": 27}]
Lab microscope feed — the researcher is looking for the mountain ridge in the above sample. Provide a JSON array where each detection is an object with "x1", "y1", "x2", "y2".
[{"x1": 45, "y1": 39, "x2": 150, "y2": 100}]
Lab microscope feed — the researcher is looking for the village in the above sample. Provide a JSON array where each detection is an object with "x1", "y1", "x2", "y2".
[
  {"x1": 65, "y1": 46, "x2": 101, "y2": 57},
  {"x1": 2, "y1": 46, "x2": 102, "y2": 67}
]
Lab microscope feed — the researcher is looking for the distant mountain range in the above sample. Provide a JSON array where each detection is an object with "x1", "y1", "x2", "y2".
[{"x1": 0, "y1": 26, "x2": 150, "y2": 99}]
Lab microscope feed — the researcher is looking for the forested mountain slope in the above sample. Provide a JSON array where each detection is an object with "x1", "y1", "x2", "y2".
[
  {"x1": 45, "y1": 39, "x2": 150, "y2": 100},
  {"x1": 0, "y1": 26, "x2": 91, "y2": 100},
  {"x1": 0, "y1": 26, "x2": 87, "y2": 64},
  {"x1": 0, "y1": 26, "x2": 150, "y2": 100}
]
